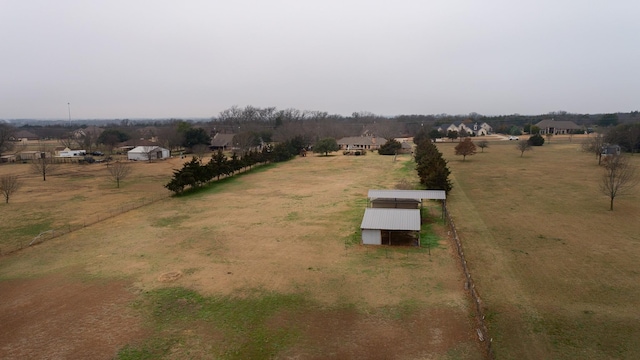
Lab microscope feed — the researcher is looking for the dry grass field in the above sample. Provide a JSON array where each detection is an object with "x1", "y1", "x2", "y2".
[
  {"x1": 0, "y1": 151, "x2": 483, "y2": 359},
  {"x1": 439, "y1": 135, "x2": 640, "y2": 359}
]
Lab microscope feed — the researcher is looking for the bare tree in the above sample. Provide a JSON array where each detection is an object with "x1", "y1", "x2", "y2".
[
  {"x1": 476, "y1": 140, "x2": 489, "y2": 152},
  {"x1": 31, "y1": 149, "x2": 58, "y2": 181},
  {"x1": 516, "y1": 140, "x2": 531, "y2": 157},
  {"x1": 192, "y1": 144, "x2": 209, "y2": 158},
  {"x1": 582, "y1": 133, "x2": 606, "y2": 164},
  {"x1": 107, "y1": 161, "x2": 131, "y2": 188},
  {"x1": 140, "y1": 146, "x2": 159, "y2": 162},
  {"x1": 58, "y1": 136, "x2": 77, "y2": 149},
  {"x1": 0, "y1": 175, "x2": 21, "y2": 203},
  {"x1": 600, "y1": 155, "x2": 638, "y2": 210},
  {"x1": 0, "y1": 123, "x2": 16, "y2": 156}
]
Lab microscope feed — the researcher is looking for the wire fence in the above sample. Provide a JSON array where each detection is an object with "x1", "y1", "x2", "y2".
[
  {"x1": 444, "y1": 203, "x2": 495, "y2": 360},
  {"x1": 2, "y1": 193, "x2": 171, "y2": 255}
]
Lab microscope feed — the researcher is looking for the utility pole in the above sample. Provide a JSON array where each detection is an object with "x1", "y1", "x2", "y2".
[{"x1": 67, "y1": 102, "x2": 71, "y2": 126}]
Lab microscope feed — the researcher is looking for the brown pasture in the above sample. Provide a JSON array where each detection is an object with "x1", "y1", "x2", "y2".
[
  {"x1": 0, "y1": 151, "x2": 483, "y2": 359},
  {"x1": 440, "y1": 135, "x2": 640, "y2": 359}
]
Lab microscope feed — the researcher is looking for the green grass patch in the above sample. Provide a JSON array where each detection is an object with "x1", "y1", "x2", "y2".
[
  {"x1": 285, "y1": 211, "x2": 299, "y2": 221},
  {"x1": 398, "y1": 156, "x2": 416, "y2": 176},
  {"x1": 151, "y1": 215, "x2": 189, "y2": 228},
  {"x1": 121, "y1": 287, "x2": 309, "y2": 359}
]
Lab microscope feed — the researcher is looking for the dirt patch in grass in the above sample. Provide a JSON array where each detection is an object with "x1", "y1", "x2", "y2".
[
  {"x1": 272, "y1": 307, "x2": 479, "y2": 359},
  {"x1": 0, "y1": 269, "x2": 147, "y2": 360}
]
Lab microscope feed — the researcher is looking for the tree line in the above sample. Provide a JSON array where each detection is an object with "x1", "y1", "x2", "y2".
[
  {"x1": 413, "y1": 131, "x2": 453, "y2": 193},
  {"x1": 164, "y1": 136, "x2": 307, "y2": 194}
]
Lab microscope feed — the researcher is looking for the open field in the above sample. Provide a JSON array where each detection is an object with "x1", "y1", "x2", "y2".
[
  {"x1": 439, "y1": 134, "x2": 640, "y2": 359},
  {"x1": 0, "y1": 152, "x2": 482, "y2": 359}
]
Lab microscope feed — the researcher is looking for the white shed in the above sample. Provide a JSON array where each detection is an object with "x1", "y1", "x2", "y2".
[
  {"x1": 127, "y1": 146, "x2": 170, "y2": 161},
  {"x1": 360, "y1": 208, "x2": 421, "y2": 246}
]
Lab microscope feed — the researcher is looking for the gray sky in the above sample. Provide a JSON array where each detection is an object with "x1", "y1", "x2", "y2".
[{"x1": 2, "y1": 0, "x2": 639, "y2": 119}]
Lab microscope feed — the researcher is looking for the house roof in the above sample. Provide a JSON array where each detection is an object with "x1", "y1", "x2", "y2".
[
  {"x1": 211, "y1": 133, "x2": 235, "y2": 147},
  {"x1": 360, "y1": 208, "x2": 421, "y2": 231},
  {"x1": 337, "y1": 136, "x2": 388, "y2": 146},
  {"x1": 13, "y1": 130, "x2": 39, "y2": 139},
  {"x1": 535, "y1": 119, "x2": 581, "y2": 129},
  {"x1": 368, "y1": 189, "x2": 446, "y2": 201}
]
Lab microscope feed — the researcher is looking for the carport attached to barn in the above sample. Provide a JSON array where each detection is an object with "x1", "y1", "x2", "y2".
[{"x1": 360, "y1": 208, "x2": 421, "y2": 246}]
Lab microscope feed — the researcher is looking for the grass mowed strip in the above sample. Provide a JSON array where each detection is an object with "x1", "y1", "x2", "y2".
[
  {"x1": 0, "y1": 153, "x2": 483, "y2": 359},
  {"x1": 439, "y1": 137, "x2": 640, "y2": 359}
]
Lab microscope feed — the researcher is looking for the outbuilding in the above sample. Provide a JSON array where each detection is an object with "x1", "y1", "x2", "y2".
[
  {"x1": 360, "y1": 208, "x2": 421, "y2": 246},
  {"x1": 367, "y1": 189, "x2": 446, "y2": 209},
  {"x1": 127, "y1": 146, "x2": 170, "y2": 161}
]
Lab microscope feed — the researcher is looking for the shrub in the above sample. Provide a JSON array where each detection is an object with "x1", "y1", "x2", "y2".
[{"x1": 528, "y1": 134, "x2": 545, "y2": 146}]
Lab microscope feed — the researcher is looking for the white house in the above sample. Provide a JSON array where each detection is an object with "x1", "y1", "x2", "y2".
[
  {"x1": 127, "y1": 146, "x2": 170, "y2": 161},
  {"x1": 437, "y1": 122, "x2": 492, "y2": 136}
]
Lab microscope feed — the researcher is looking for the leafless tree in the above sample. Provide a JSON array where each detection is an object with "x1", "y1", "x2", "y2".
[
  {"x1": 232, "y1": 132, "x2": 256, "y2": 153},
  {"x1": 139, "y1": 146, "x2": 159, "y2": 162},
  {"x1": 107, "y1": 161, "x2": 131, "y2": 188},
  {"x1": 0, "y1": 175, "x2": 20, "y2": 203},
  {"x1": 516, "y1": 140, "x2": 531, "y2": 157},
  {"x1": 31, "y1": 148, "x2": 57, "y2": 181},
  {"x1": 156, "y1": 122, "x2": 185, "y2": 151},
  {"x1": 0, "y1": 123, "x2": 16, "y2": 156},
  {"x1": 78, "y1": 127, "x2": 101, "y2": 152},
  {"x1": 192, "y1": 144, "x2": 209, "y2": 158},
  {"x1": 476, "y1": 140, "x2": 489, "y2": 152},
  {"x1": 600, "y1": 154, "x2": 638, "y2": 210},
  {"x1": 582, "y1": 133, "x2": 606, "y2": 164},
  {"x1": 58, "y1": 136, "x2": 77, "y2": 149}
]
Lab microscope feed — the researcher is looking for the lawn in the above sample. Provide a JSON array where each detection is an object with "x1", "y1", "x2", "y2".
[
  {"x1": 0, "y1": 151, "x2": 482, "y2": 359},
  {"x1": 439, "y1": 135, "x2": 640, "y2": 359}
]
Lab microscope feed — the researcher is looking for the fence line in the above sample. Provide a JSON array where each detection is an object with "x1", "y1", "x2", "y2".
[
  {"x1": 3, "y1": 159, "x2": 267, "y2": 255},
  {"x1": 3, "y1": 193, "x2": 171, "y2": 255},
  {"x1": 444, "y1": 203, "x2": 495, "y2": 360}
]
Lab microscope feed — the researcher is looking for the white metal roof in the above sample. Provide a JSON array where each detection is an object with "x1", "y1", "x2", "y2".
[
  {"x1": 367, "y1": 189, "x2": 446, "y2": 201},
  {"x1": 360, "y1": 208, "x2": 421, "y2": 231},
  {"x1": 128, "y1": 146, "x2": 167, "y2": 153}
]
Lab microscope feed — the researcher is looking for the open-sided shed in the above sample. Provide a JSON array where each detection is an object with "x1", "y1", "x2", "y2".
[
  {"x1": 367, "y1": 189, "x2": 446, "y2": 209},
  {"x1": 360, "y1": 208, "x2": 421, "y2": 246}
]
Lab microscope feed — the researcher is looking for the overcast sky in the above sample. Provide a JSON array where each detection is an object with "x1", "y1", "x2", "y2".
[{"x1": 2, "y1": 0, "x2": 639, "y2": 120}]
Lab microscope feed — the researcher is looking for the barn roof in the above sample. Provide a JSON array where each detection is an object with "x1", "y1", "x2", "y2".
[
  {"x1": 368, "y1": 189, "x2": 446, "y2": 201},
  {"x1": 360, "y1": 208, "x2": 421, "y2": 231}
]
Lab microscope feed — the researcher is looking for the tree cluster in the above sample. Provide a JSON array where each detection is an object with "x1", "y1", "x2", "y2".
[
  {"x1": 165, "y1": 137, "x2": 306, "y2": 194},
  {"x1": 604, "y1": 122, "x2": 640, "y2": 153},
  {"x1": 313, "y1": 138, "x2": 339, "y2": 156},
  {"x1": 378, "y1": 139, "x2": 402, "y2": 155},
  {"x1": 414, "y1": 139, "x2": 452, "y2": 193}
]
